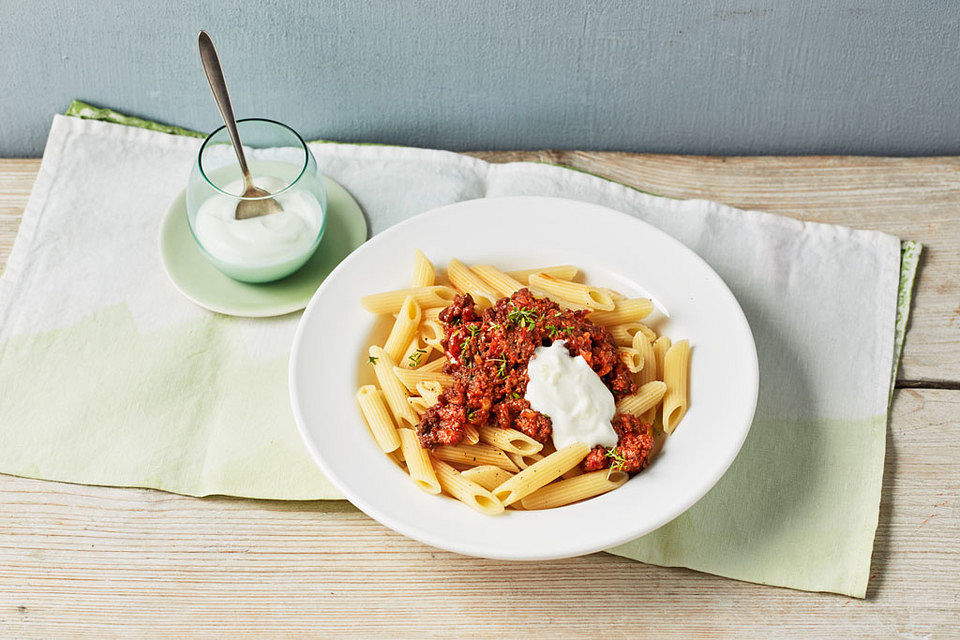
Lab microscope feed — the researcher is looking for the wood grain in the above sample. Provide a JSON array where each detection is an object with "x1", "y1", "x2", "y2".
[
  {"x1": 1, "y1": 155, "x2": 958, "y2": 637},
  {"x1": 0, "y1": 388, "x2": 955, "y2": 638}
]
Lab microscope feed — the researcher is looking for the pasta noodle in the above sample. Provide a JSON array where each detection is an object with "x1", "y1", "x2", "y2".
[
  {"x1": 520, "y1": 470, "x2": 628, "y2": 510},
  {"x1": 418, "y1": 356, "x2": 448, "y2": 373},
  {"x1": 420, "y1": 318, "x2": 445, "y2": 350},
  {"x1": 507, "y1": 265, "x2": 578, "y2": 284},
  {"x1": 362, "y1": 285, "x2": 458, "y2": 314},
  {"x1": 492, "y1": 442, "x2": 591, "y2": 506},
  {"x1": 462, "y1": 424, "x2": 480, "y2": 445},
  {"x1": 398, "y1": 428, "x2": 441, "y2": 494},
  {"x1": 408, "y1": 396, "x2": 432, "y2": 416},
  {"x1": 368, "y1": 346, "x2": 419, "y2": 428},
  {"x1": 460, "y1": 465, "x2": 514, "y2": 491},
  {"x1": 383, "y1": 295, "x2": 422, "y2": 362},
  {"x1": 446, "y1": 258, "x2": 499, "y2": 307},
  {"x1": 411, "y1": 249, "x2": 435, "y2": 287},
  {"x1": 618, "y1": 346, "x2": 644, "y2": 373},
  {"x1": 392, "y1": 366, "x2": 455, "y2": 392},
  {"x1": 472, "y1": 264, "x2": 525, "y2": 297},
  {"x1": 478, "y1": 426, "x2": 543, "y2": 456},
  {"x1": 662, "y1": 339, "x2": 690, "y2": 433},
  {"x1": 357, "y1": 255, "x2": 692, "y2": 514},
  {"x1": 653, "y1": 335, "x2": 672, "y2": 380},
  {"x1": 401, "y1": 335, "x2": 432, "y2": 369},
  {"x1": 609, "y1": 322, "x2": 657, "y2": 347},
  {"x1": 588, "y1": 298, "x2": 654, "y2": 326},
  {"x1": 616, "y1": 380, "x2": 667, "y2": 417},
  {"x1": 355, "y1": 385, "x2": 401, "y2": 453},
  {"x1": 433, "y1": 442, "x2": 520, "y2": 472},
  {"x1": 415, "y1": 380, "x2": 442, "y2": 405},
  {"x1": 528, "y1": 273, "x2": 615, "y2": 311},
  {"x1": 632, "y1": 334, "x2": 658, "y2": 422},
  {"x1": 432, "y1": 459, "x2": 504, "y2": 515}
]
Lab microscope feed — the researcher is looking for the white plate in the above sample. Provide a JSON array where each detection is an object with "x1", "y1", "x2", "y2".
[{"x1": 290, "y1": 196, "x2": 758, "y2": 560}]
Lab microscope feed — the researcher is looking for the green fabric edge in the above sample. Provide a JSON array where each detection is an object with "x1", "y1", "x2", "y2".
[
  {"x1": 891, "y1": 241, "x2": 922, "y2": 402},
  {"x1": 63, "y1": 98, "x2": 920, "y2": 398}
]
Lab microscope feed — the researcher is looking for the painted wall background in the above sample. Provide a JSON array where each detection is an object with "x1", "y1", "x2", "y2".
[{"x1": 1, "y1": 0, "x2": 957, "y2": 156}]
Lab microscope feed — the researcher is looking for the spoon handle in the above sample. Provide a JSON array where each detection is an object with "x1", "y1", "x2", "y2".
[{"x1": 197, "y1": 30, "x2": 253, "y2": 189}]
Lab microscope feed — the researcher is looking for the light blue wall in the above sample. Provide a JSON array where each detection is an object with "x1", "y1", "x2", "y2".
[{"x1": 2, "y1": 1, "x2": 958, "y2": 156}]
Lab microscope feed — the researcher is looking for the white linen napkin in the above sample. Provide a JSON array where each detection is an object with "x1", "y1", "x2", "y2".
[{"x1": 0, "y1": 114, "x2": 917, "y2": 597}]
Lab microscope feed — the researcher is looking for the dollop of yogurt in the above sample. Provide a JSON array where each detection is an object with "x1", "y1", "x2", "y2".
[
  {"x1": 194, "y1": 175, "x2": 323, "y2": 265},
  {"x1": 524, "y1": 340, "x2": 618, "y2": 450}
]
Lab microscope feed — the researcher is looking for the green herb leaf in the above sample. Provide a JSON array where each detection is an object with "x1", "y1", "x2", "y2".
[
  {"x1": 367, "y1": 356, "x2": 379, "y2": 365},
  {"x1": 604, "y1": 447, "x2": 627, "y2": 471}
]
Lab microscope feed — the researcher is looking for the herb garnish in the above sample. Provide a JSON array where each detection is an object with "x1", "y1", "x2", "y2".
[
  {"x1": 605, "y1": 447, "x2": 627, "y2": 472},
  {"x1": 506, "y1": 305, "x2": 539, "y2": 330},
  {"x1": 407, "y1": 348, "x2": 428, "y2": 367},
  {"x1": 367, "y1": 356, "x2": 379, "y2": 365},
  {"x1": 489, "y1": 355, "x2": 508, "y2": 378}
]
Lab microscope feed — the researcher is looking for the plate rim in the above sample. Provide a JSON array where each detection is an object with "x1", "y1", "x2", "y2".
[{"x1": 289, "y1": 195, "x2": 759, "y2": 560}]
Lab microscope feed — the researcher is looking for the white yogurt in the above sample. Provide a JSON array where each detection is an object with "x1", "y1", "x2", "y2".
[
  {"x1": 524, "y1": 340, "x2": 618, "y2": 450},
  {"x1": 194, "y1": 175, "x2": 323, "y2": 267}
]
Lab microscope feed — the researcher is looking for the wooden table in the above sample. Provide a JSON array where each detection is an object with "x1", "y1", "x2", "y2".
[{"x1": 0, "y1": 155, "x2": 957, "y2": 638}]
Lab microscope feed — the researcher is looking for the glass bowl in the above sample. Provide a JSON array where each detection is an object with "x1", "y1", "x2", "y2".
[{"x1": 185, "y1": 118, "x2": 327, "y2": 283}]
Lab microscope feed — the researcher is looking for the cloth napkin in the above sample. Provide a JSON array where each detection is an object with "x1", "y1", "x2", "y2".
[{"x1": 0, "y1": 103, "x2": 920, "y2": 598}]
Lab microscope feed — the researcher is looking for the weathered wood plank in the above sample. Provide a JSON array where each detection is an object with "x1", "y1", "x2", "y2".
[{"x1": 0, "y1": 389, "x2": 956, "y2": 638}]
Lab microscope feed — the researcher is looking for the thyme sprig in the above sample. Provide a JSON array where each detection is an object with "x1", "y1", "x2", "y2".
[{"x1": 605, "y1": 447, "x2": 627, "y2": 472}]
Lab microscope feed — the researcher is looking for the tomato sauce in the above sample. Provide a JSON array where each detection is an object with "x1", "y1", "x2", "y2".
[{"x1": 416, "y1": 289, "x2": 655, "y2": 473}]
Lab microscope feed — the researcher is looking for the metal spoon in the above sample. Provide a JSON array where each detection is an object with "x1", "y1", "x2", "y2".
[{"x1": 197, "y1": 30, "x2": 283, "y2": 220}]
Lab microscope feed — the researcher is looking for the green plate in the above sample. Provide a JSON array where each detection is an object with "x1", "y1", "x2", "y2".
[{"x1": 159, "y1": 176, "x2": 367, "y2": 317}]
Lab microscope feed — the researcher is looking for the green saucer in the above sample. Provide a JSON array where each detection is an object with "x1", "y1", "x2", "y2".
[{"x1": 159, "y1": 176, "x2": 367, "y2": 317}]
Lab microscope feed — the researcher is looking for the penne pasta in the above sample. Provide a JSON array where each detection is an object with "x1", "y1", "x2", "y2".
[
  {"x1": 383, "y1": 296, "x2": 422, "y2": 362},
  {"x1": 528, "y1": 273, "x2": 615, "y2": 311},
  {"x1": 662, "y1": 340, "x2": 691, "y2": 433},
  {"x1": 418, "y1": 356, "x2": 448, "y2": 374},
  {"x1": 460, "y1": 465, "x2": 514, "y2": 491},
  {"x1": 392, "y1": 366, "x2": 455, "y2": 392},
  {"x1": 478, "y1": 426, "x2": 543, "y2": 456},
  {"x1": 420, "y1": 318, "x2": 445, "y2": 350},
  {"x1": 618, "y1": 346, "x2": 644, "y2": 373},
  {"x1": 432, "y1": 459, "x2": 504, "y2": 515},
  {"x1": 600, "y1": 287, "x2": 627, "y2": 302},
  {"x1": 421, "y1": 306, "x2": 443, "y2": 323},
  {"x1": 368, "y1": 346, "x2": 420, "y2": 428},
  {"x1": 362, "y1": 285, "x2": 458, "y2": 314},
  {"x1": 446, "y1": 259, "x2": 499, "y2": 308},
  {"x1": 507, "y1": 265, "x2": 579, "y2": 284},
  {"x1": 411, "y1": 249, "x2": 435, "y2": 287},
  {"x1": 415, "y1": 380, "x2": 442, "y2": 405},
  {"x1": 588, "y1": 298, "x2": 654, "y2": 326},
  {"x1": 653, "y1": 335, "x2": 672, "y2": 380},
  {"x1": 609, "y1": 322, "x2": 657, "y2": 347},
  {"x1": 408, "y1": 395, "x2": 432, "y2": 416},
  {"x1": 632, "y1": 334, "x2": 658, "y2": 422},
  {"x1": 356, "y1": 385, "x2": 401, "y2": 453},
  {"x1": 472, "y1": 264, "x2": 525, "y2": 297},
  {"x1": 359, "y1": 256, "x2": 692, "y2": 514},
  {"x1": 520, "y1": 470, "x2": 628, "y2": 510},
  {"x1": 506, "y1": 451, "x2": 543, "y2": 470},
  {"x1": 463, "y1": 424, "x2": 480, "y2": 445},
  {"x1": 492, "y1": 442, "x2": 591, "y2": 506},
  {"x1": 399, "y1": 428, "x2": 441, "y2": 494},
  {"x1": 401, "y1": 336, "x2": 432, "y2": 369},
  {"x1": 616, "y1": 380, "x2": 668, "y2": 417},
  {"x1": 433, "y1": 442, "x2": 520, "y2": 472}
]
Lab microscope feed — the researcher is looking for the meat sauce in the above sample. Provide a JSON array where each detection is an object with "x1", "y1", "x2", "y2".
[{"x1": 416, "y1": 289, "x2": 655, "y2": 473}]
